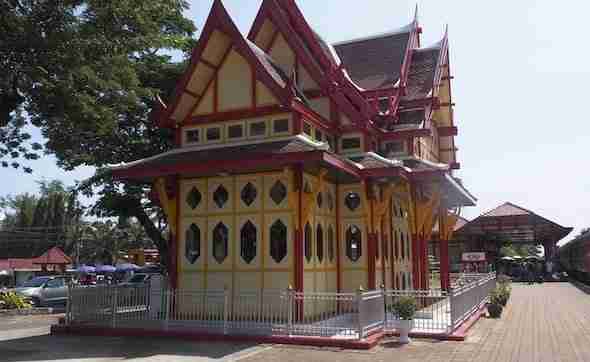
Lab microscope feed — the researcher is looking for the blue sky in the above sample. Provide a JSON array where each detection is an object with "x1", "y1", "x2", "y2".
[{"x1": 2, "y1": 0, "x2": 588, "y2": 244}]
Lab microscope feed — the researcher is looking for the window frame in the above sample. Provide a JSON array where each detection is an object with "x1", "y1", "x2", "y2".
[
  {"x1": 248, "y1": 119, "x2": 268, "y2": 139},
  {"x1": 184, "y1": 127, "x2": 201, "y2": 146},
  {"x1": 272, "y1": 118, "x2": 291, "y2": 136},
  {"x1": 226, "y1": 121, "x2": 246, "y2": 142},
  {"x1": 204, "y1": 125, "x2": 223, "y2": 144}
]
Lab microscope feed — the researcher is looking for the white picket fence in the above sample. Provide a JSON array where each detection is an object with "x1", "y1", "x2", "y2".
[{"x1": 66, "y1": 273, "x2": 496, "y2": 340}]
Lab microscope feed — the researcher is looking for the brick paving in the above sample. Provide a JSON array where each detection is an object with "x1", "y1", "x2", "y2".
[{"x1": 241, "y1": 283, "x2": 590, "y2": 362}]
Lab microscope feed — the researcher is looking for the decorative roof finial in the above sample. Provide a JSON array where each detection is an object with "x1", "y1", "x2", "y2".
[{"x1": 413, "y1": 3, "x2": 419, "y2": 24}]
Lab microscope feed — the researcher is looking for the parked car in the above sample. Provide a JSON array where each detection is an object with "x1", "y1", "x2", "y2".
[
  {"x1": 119, "y1": 273, "x2": 153, "y2": 287},
  {"x1": 14, "y1": 276, "x2": 68, "y2": 307}
]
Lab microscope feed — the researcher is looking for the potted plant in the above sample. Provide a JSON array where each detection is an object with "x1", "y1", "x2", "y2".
[
  {"x1": 488, "y1": 288, "x2": 503, "y2": 318},
  {"x1": 391, "y1": 295, "x2": 417, "y2": 344}
]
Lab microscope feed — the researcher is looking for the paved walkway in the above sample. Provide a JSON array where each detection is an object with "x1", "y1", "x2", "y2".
[
  {"x1": 0, "y1": 283, "x2": 589, "y2": 361},
  {"x1": 242, "y1": 283, "x2": 590, "y2": 362}
]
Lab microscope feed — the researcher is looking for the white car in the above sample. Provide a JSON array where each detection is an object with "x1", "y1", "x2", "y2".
[{"x1": 14, "y1": 276, "x2": 68, "y2": 307}]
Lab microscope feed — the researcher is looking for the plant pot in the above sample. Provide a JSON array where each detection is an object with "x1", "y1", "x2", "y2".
[
  {"x1": 488, "y1": 303, "x2": 503, "y2": 318},
  {"x1": 398, "y1": 319, "x2": 414, "y2": 344}
]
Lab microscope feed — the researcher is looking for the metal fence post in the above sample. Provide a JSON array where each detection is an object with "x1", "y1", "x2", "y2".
[
  {"x1": 164, "y1": 289, "x2": 170, "y2": 331},
  {"x1": 287, "y1": 285, "x2": 294, "y2": 336},
  {"x1": 223, "y1": 286, "x2": 229, "y2": 335},
  {"x1": 111, "y1": 286, "x2": 118, "y2": 329},
  {"x1": 65, "y1": 282, "x2": 72, "y2": 325},
  {"x1": 356, "y1": 286, "x2": 364, "y2": 340},
  {"x1": 381, "y1": 284, "x2": 387, "y2": 327}
]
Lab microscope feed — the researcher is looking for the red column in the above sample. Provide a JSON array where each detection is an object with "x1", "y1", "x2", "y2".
[
  {"x1": 368, "y1": 233, "x2": 376, "y2": 290},
  {"x1": 421, "y1": 236, "x2": 428, "y2": 289},
  {"x1": 439, "y1": 238, "x2": 450, "y2": 290}
]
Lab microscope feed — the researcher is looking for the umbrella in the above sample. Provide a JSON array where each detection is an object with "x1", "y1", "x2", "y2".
[
  {"x1": 0, "y1": 270, "x2": 10, "y2": 276},
  {"x1": 500, "y1": 256, "x2": 514, "y2": 261},
  {"x1": 96, "y1": 265, "x2": 116, "y2": 273},
  {"x1": 76, "y1": 265, "x2": 96, "y2": 273},
  {"x1": 116, "y1": 263, "x2": 140, "y2": 272}
]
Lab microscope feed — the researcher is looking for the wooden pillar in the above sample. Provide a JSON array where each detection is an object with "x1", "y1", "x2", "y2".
[
  {"x1": 366, "y1": 182, "x2": 376, "y2": 290},
  {"x1": 439, "y1": 237, "x2": 450, "y2": 290}
]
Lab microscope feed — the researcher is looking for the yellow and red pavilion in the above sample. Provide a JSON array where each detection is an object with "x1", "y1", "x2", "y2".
[{"x1": 111, "y1": 0, "x2": 476, "y2": 296}]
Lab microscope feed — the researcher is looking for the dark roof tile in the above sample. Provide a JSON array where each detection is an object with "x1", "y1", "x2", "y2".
[
  {"x1": 334, "y1": 32, "x2": 410, "y2": 90},
  {"x1": 402, "y1": 47, "x2": 441, "y2": 101}
]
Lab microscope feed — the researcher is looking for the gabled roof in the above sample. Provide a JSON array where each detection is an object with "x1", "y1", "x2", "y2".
[
  {"x1": 456, "y1": 202, "x2": 573, "y2": 244},
  {"x1": 32, "y1": 246, "x2": 72, "y2": 265},
  {"x1": 157, "y1": 0, "x2": 291, "y2": 128},
  {"x1": 334, "y1": 28, "x2": 412, "y2": 90}
]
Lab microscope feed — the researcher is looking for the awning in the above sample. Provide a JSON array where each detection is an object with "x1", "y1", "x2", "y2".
[{"x1": 110, "y1": 136, "x2": 361, "y2": 184}]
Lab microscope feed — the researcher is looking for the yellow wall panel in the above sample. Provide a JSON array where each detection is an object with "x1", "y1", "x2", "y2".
[
  {"x1": 234, "y1": 272, "x2": 261, "y2": 293},
  {"x1": 206, "y1": 271, "x2": 232, "y2": 291},
  {"x1": 207, "y1": 177, "x2": 235, "y2": 214},
  {"x1": 218, "y1": 50, "x2": 251, "y2": 111},
  {"x1": 256, "y1": 81, "x2": 278, "y2": 106},
  {"x1": 235, "y1": 214, "x2": 262, "y2": 269},
  {"x1": 268, "y1": 33, "x2": 295, "y2": 75}
]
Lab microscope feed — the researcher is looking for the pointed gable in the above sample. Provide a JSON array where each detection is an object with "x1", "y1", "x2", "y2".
[{"x1": 158, "y1": 0, "x2": 290, "y2": 128}]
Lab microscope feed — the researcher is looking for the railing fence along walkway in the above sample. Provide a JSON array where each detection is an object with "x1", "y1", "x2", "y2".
[{"x1": 66, "y1": 273, "x2": 496, "y2": 340}]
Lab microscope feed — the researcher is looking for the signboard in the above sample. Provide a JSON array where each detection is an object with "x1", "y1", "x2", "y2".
[{"x1": 462, "y1": 252, "x2": 486, "y2": 262}]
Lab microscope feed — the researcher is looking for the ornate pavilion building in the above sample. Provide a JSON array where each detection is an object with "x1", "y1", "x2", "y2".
[{"x1": 111, "y1": 0, "x2": 476, "y2": 296}]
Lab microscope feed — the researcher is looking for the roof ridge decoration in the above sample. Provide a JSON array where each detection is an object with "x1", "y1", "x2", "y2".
[{"x1": 156, "y1": 0, "x2": 291, "y2": 128}]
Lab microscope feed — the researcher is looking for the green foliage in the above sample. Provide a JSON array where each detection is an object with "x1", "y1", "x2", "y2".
[
  {"x1": 1, "y1": 0, "x2": 196, "y2": 172},
  {"x1": 390, "y1": 296, "x2": 417, "y2": 320},
  {"x1": 487, "y1": 302, "x2": 503, "y2": 318},
  {"x1": 0, "y1": 292, "x2": 32, "y2": 310},
  {"x1": 490, "y1": 284, "x2": 511, "y2": 307}
]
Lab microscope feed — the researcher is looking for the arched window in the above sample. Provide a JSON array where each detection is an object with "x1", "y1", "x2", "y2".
[
  {"x1": 185, "y1": 224, "x2": 200, "y2": 264},
  {"x1": 212, "y1": 222, "x2": 228, "y2": 264},
  {"x1": 270, "y1": 219, "x2": 287, "y2": 263},
  {"x1": 240, "y1": 221, "x2": 257, "y2": 264},
  {"x1": 327, "y1": 225, "x2": 335, "y2": 262},
  {"x1": 304, "y1": 222, "x2": 312, "y2": 263},
  {"x1": 394, "y1": 230, "x2": 399, "y2": 259},
  {"x1": 400, "y1": 232, "x2": 405, "y2": 259},
  {"x1": 346, "y1": 225, "x2": 362, "y2": 262},
  {"x1": 316, "y1": 224, "x2": 324, "y2": 262}
]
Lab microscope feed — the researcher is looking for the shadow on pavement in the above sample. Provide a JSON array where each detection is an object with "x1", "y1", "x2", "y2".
[{"x1": 0, "y1": 333, "x2": 261, "y2": 361}]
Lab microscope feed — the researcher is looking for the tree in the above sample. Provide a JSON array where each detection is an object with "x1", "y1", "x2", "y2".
[
  {"x1": 1, "y1": 0, "x2": 196, "y2": 171},
  {"x1": 2, "y1": 0, "x2": 196, "y2": 271}
]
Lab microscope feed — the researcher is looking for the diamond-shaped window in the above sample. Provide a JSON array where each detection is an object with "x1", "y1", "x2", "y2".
[
  {"x1": 186, "y1": 187, "x2": 202, "y2": 210},
  {"x1": 346, "y1": 225, "x2": 362, "y2": 262},
  {"x1": 327, "y1": 226, "x2": 335, "y2": 262},
  {"x1": 316, "y1": 224, "x2": 324, "y2": 263},
  {"x1": 213, "y1": 185, "x2": 229, "y2": 208},
  {"x1": 316, "y1": 192, "x2": 323, "y2": 209},
  {"x1": 270, "y1": 219, "x2": 287, "y2": 263},
  {"x1": 212, "y1": 222, "x2": 228, "y2": 264},
  {"x1": 304, "y1": 222, "x2": 312, "y2": 263},
  {"x1": 270, "y1": 180, "x2": 287, "y2": 205},
  {"x1": 345, "y1": 192, "x2": 361, "y2": 212},
  {"x1": 241, "y1": 182, "x2": 257, "y2": 207},
  {"x1": 240, "y1": 221, "x2": 257, "y2": 264},
  {"x1": 185, "y1": 224, "x2": 200, "y2": 264}
]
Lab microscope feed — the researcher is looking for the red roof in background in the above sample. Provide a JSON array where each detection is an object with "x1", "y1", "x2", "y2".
[
  {"x1": 32, "y1": 246, "x2": 72, "y2": 265},
  {"x1": 0, "y1": 247, "x2": 71, "y2": 271},
  {"x1": 480, "y1": 202, "x2": 531, "y2": 218}
]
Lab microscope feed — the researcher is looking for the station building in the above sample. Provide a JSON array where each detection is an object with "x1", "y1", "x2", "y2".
[{"x1": 111, "y1": 0, "x2": 476, "y2": 297}]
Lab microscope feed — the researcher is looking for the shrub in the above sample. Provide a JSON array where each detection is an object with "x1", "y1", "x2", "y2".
[
  {"x1": 0, "y1": 292, "x2": 32, "y2": 310},
  {"x1": 488, "y1": 303, "x2": 503, "y2": 318},
  {"x1": 390, "y1": 296, "x2": 417, "y2": 320},
  {"x1": 497, "y1": 274, "x2": 511, "y2": 286},
  {"x1": 489, "y1": 285, "x2": 510, "y2": 307}
]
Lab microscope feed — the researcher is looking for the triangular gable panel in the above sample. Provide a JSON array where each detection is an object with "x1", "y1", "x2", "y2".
[
  {"x1": 268, "y1": 33, "x2": 295, "y2": 78},
  {"x1": 253, "y1": 19, "x2": 276, "y2": 51},
  {"x1": 218, "y1": 49, "x2": 252, "y2": 111},
  {"x1": 192, "y1": 81, "x2": 214, "y2": 116},
  {"x1": 257, "y1": 81, "x2": 278, "y2": 106},
  {"x1": 159, "y1": 0, "x2": 288, "y2": 128}
]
